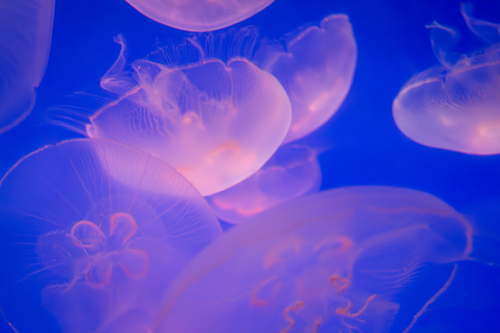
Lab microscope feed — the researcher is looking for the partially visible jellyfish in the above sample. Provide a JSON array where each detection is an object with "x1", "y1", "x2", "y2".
[
  {"x1": 0, "y1": 0, "x2": 54, "y2": 134},
  {"x1": 89, "y1": 35, "x2": 292, "y2": 196},
  {"x1": 393, "y1": 4, "x2": 500, "y2": 155},
  {"x1": 0, "y1": 139, "x2": 221, "y2": 333},
  {"x1": 154, "y1": 186, "x2": 473, "y2": 333},
  {"x1": 257, "y1": 14, "x2": 357, "y2": 144},
  {"x1": 205, "y1": 144, "x2": 322, "y2": 224},
  {"x1": 124, "y1": 0, "x2": 274, "y2": 32}
]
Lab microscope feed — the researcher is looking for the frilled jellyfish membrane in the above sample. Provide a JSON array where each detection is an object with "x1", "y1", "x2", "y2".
[
  {"x1": 393, "y1": 4, "x2": 500, "y2": 155},
  {"x1": 0, "y1": 0, "x2": 54, "y2": 134},
  {"x1": 154, "y1": 186, "x2": 473, "y2": 333},
  {"x1": 88, "y1": 35, "x2": 292, "y2": 196},
  {"x1": 0, "y1": 139, "x2": 221, "y2": 333},
  {"x1": 257, "y1": 14, "x2": 357, "y2": 144},
  {"x1": 205, "y1": 144, "x2": 322, "y2": 224},
  {"x1": 124, "y1": 0, "x2": 274, "y2": 32}
]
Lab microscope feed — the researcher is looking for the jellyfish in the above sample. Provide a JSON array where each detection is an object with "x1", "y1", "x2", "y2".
[
  {"x1": 257, "y1": 14, "x2": 357, "y2": 144},
  {"x1": 0, "y1": 138, "x2": 221, "y2": 333},
  {"x1": 154, "y1": 186, "x2": 473, "y2": 333},
  {"x1": 124, "y1": 0, "x2": 274, "y2": 32},
  {"x1": 88, "y1": 35, "x2": 292, "y2": 196},
  {"x1": 205, "y1": 144, "x2": 322, "y2": 224},
  {"x1": 0, "y1": 0, "x2": 54, "y2": 134},
  {"x1": 392, "y1": 4, "x2": 500, "y2": 155}
]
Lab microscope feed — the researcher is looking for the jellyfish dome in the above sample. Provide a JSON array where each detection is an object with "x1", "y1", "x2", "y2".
[
  {"x1": 155, "y1": 186, "x2": 473, "y2": 333},
  {"x1": 0, "y1": 0, "x2": 54, "y2": 134},
  {"x1": 124, "y1": 0, "x2": 274, "y2": 32},
  {"x1": 258, "y1": 14, "x2": 357, "y2": 144},
  {"x1": 206, "y1": 144, "x2": 322, "y2": 224},
  {"x1": 88, "y1": 36, "x2": 292, "y2": 196},
  {"x1": 393, "y1": 5, "x2": 500, "y2": 155},
  {"x1": 0, "y1": 138, "x2": 221, "y2": 333}
]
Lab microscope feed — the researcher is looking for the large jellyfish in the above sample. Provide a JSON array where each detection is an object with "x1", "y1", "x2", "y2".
[
  {"x1": 206, "y1": 144, "x2": 322, "y2": 224},
  {"x1": 393, "y1": 4, "x2": 500, "y2": 155},
  {"x1": 257, "y1": 14, "x2": 357, "y2": 144},
  {"x1": 88, "y1": 35, "x2": 291, "y2": 196},
  {"x1": 124, "y1": 0, "x2": 274, "y2": 32},
  {"x1": 0, "y1": 139, "x2": 221, "y2": 333},
  {"x1": 154, "y1": 186, "x2": 473, "y2": 333},
  {"x1": 0, "y1": 0, "x2": 54, "y2": 134}
]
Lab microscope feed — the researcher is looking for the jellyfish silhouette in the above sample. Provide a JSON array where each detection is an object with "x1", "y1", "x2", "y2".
[
  {"x1": 154, "y1": 186, "x2": 473, "y2": 333},
  {"x1": 88, "y1": 35, "x2": 292, "y2": 196},
  {"x1": 0, "y1": 0, "x2": 54, "y2": 134},
  {"x1": 257, "y1": 14, "x2": 357, "y2": 144},
  {"x1": 393, "y1": 4, "x2": 500, "y2": 155},
  {"x1": 206, "y1": 144, "x2": 322, "y2": 224},
  {"x1": 0, "y1": 139, "x2": 221, "y2": 333},
  {"x1": 124, "y1": 0, "x2": 274, "y2": 32}
]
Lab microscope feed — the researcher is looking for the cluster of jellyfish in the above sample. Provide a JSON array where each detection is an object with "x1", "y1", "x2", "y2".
[{"x1": 0, "y1": 0, "x2": 498, "y2": 332}]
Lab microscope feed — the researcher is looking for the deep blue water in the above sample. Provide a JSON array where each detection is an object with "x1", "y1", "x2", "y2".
[{"x1": 1, "y1": 0, "x2": 499, "y2": 332}]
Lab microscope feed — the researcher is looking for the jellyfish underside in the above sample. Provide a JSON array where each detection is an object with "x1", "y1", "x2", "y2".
[
  {"x1": 392, "y1": 4, "x2": 500, "y2": 155},
  {"x1": 155, "y1": 186, "x2": 473, "y2": 333}
]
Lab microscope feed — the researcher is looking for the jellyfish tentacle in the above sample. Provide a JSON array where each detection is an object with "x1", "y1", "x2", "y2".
[
  {"x1": 335, "y1": 294, "x2": 377, "y2": 318},
  {"x1": 281, "y1": 300, "x2": 305, "y2": 333}
]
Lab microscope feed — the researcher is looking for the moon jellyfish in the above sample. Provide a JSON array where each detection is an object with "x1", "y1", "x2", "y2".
[
  {"x1": 88, "y1": 35, "x2": 292, "y2": 196},
  {"x1": 206, "y1": 144, "x2": 322, "y2": 224},
  {"x1": 0, "y1": 139, "x2": 221, "y2": 333},
  {"x1": 124, "y1": 0, "x2": 274, "y2": 32},
  {"x1": 155, "y1": 186, "x2": 473, "y2": 333},
  {"x1": 0, "y1": 0, "x2": 54, "y2": 134},
  {"x1": 393, "y1": 4, "x2": 500, "y2": 155},
  {"x1": 258, "y1": 14, "x2": 357, "y2": 144}
]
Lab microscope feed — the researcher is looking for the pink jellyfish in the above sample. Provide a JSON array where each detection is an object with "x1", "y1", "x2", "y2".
[
  {"x1": 0, "y1": 138, "x2": 221, "y2": 333},
  {"x1": 124, "y1": 0, "x2": 274, "y2": 32},
  {"x1": 154, "y1": 186, "x2": 473, "y2": 333},
  {"x1": 0, "y1": 0, "x2": 54, "y2": 134},
  {"x1": 205, "y1": 144, "x2": 322, "y2": 224},
  {"x1": 88, "y1": 35, "x2": 291, "y2": 196},
  {"x1": 258, "y1": 14, "x2": 357, "y2": 144},
  {"x1": 393, "y1": 4, "x2": 500, "y2": 155}
]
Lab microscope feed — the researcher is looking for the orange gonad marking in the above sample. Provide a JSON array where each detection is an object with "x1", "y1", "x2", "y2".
[
  {"x1": 281, "y1": 301, "x2": 305, "y2": 333},
  {"x1": 335, "y1": 294, "x2": 377, "y2": 317}
]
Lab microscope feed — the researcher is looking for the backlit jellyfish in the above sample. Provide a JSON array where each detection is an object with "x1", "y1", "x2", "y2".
[
  {"x1": 0, "y1": 0, "x2": 54, "y2": 134},
  {"x1": 88, "y1": 35, "x2": 292, "y2": 196},
  {"x1": 393, "y1": 4, "x2": 500, "y2": 155},
  {"x1": 155, "y1": 186, "x2": 473, "y2": 333},
  {"x1": 257, "y1": 14, "x2": 357, "y2": 144},
  {"x1": 124, "y1": 0, "x2": 274, "y2": 32},
  {"x1": 205, "y1": 144, "x2": 322, "y2": 224},
  {"x1": 0, "y1": 139, "x2": 221, "y2": 333}
]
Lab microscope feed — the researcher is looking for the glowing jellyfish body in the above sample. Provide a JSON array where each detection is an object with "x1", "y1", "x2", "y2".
[
  {"x1": 124, "y1": 0, "x2": 274, "y2": 32},
  {"x1": 88, "y1": 38, "x2": 292, "y2": 196},
  {"x1": 0, "y1": 0, "x2": 54, "y2": 134},
  {"x1": 0, "y1": 139, "x2": 221, "y2": 333},
  {"x1": 155, "y1": 186, "x2": 473, "y2": 333},
  {"x1": 259, "y1": 14, "x2": 357, "y2": 144},
  {"x1": 206, "y1": 144, "x2": 322, "y2": 224},
  {"x1": 393, "y1": 5, "x2": 500, "y2": 155}
]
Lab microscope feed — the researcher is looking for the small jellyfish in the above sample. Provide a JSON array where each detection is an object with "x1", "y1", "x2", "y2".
[
  {"x1": 393, "y1": 4, "x2": 500, "y2": 155},
  {"x1": 88, "y1": 35, "x2": 292, "y2": 196},
  {"x1": 124, "y1": 0, "x2": 274, "y2": 32},
  {"x1": 0, "y1": 138, "x2": 221, "y2": 333},
  {"x1": 154, "y1": 186, "x2": 473, "y2": 333},
  {"x1": 257, "y1": 14, "x2": 357, "y2": 144},
  {"x1": 0, "y1": 0, "x2": 54, "y2": 134},
  {"x1": 205, "y1": 144, "x2": 322, "y2": 224}
]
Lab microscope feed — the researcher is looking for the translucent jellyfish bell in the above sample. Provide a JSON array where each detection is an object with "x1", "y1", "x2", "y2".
[
  {"x1": 393, "y1": 4, "x2": 500, "y2": 155},
  {"x1": 124, "y1": 0, "x2": 274, "y2": 32},
  {"x1": 0, "y1": 139, "x2": 221, "y2": 333},
  {"x1": 205, "y1": 144, "x2": 322, "y2": 224},
  {"x1": 258, "y1": 14, "x2": 357, "y2": 144},
  {"x1": 88, "y1": 36, "x2": 292, "y2": 196},
  {"x1": 0, "y1": 0, "x2": 54, "y2": 134},
  {"x1": 155, "y1": 186, "x2": 473, "y2": 332}
]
